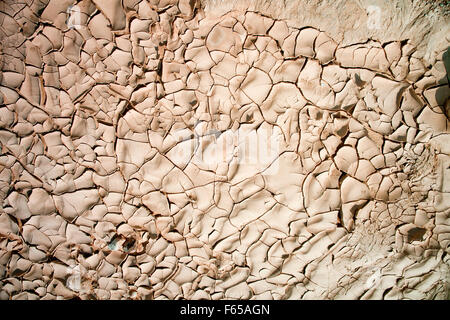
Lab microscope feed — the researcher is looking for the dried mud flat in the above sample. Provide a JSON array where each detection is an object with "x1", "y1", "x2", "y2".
[{"x1": 0, "y1": 0, "x2": 449, "y2": 300}]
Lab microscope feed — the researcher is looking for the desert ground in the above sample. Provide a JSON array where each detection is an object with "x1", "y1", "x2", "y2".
[{"x1": 0, "y1": 0, "x2": 449, "y2": 299}]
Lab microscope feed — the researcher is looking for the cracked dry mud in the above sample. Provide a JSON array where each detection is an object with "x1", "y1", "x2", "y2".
[{"x1": 0, "y1": 0, "x2": 449, "y2": 300}]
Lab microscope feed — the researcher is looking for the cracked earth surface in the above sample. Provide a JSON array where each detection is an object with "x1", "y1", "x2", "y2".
[{"x1": 0, "y1": 0, "x2": 449, "y2": 300}]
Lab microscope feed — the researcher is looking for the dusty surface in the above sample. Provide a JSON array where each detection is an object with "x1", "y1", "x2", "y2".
[{"x1": 0, "y1": 0, "x2": 449, "y2": 300}]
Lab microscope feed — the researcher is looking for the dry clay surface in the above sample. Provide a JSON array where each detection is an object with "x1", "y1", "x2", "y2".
[{"x1": 0, "y1": 0, "x2": 449, "y2": 300}]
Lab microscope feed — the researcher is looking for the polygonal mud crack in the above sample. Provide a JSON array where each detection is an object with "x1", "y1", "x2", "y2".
[{"x1": 0, "y1": 0, "x2": 449, "y2": 300}]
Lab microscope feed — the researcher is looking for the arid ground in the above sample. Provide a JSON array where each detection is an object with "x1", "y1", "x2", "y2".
[{"x1": 0, "y1": 0, "x2": 449, "y2": 299}]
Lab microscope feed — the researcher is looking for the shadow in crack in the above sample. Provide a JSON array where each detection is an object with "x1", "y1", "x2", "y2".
[{"x1": 437, "y1": 47, "x2": 450, "y2": 118}]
